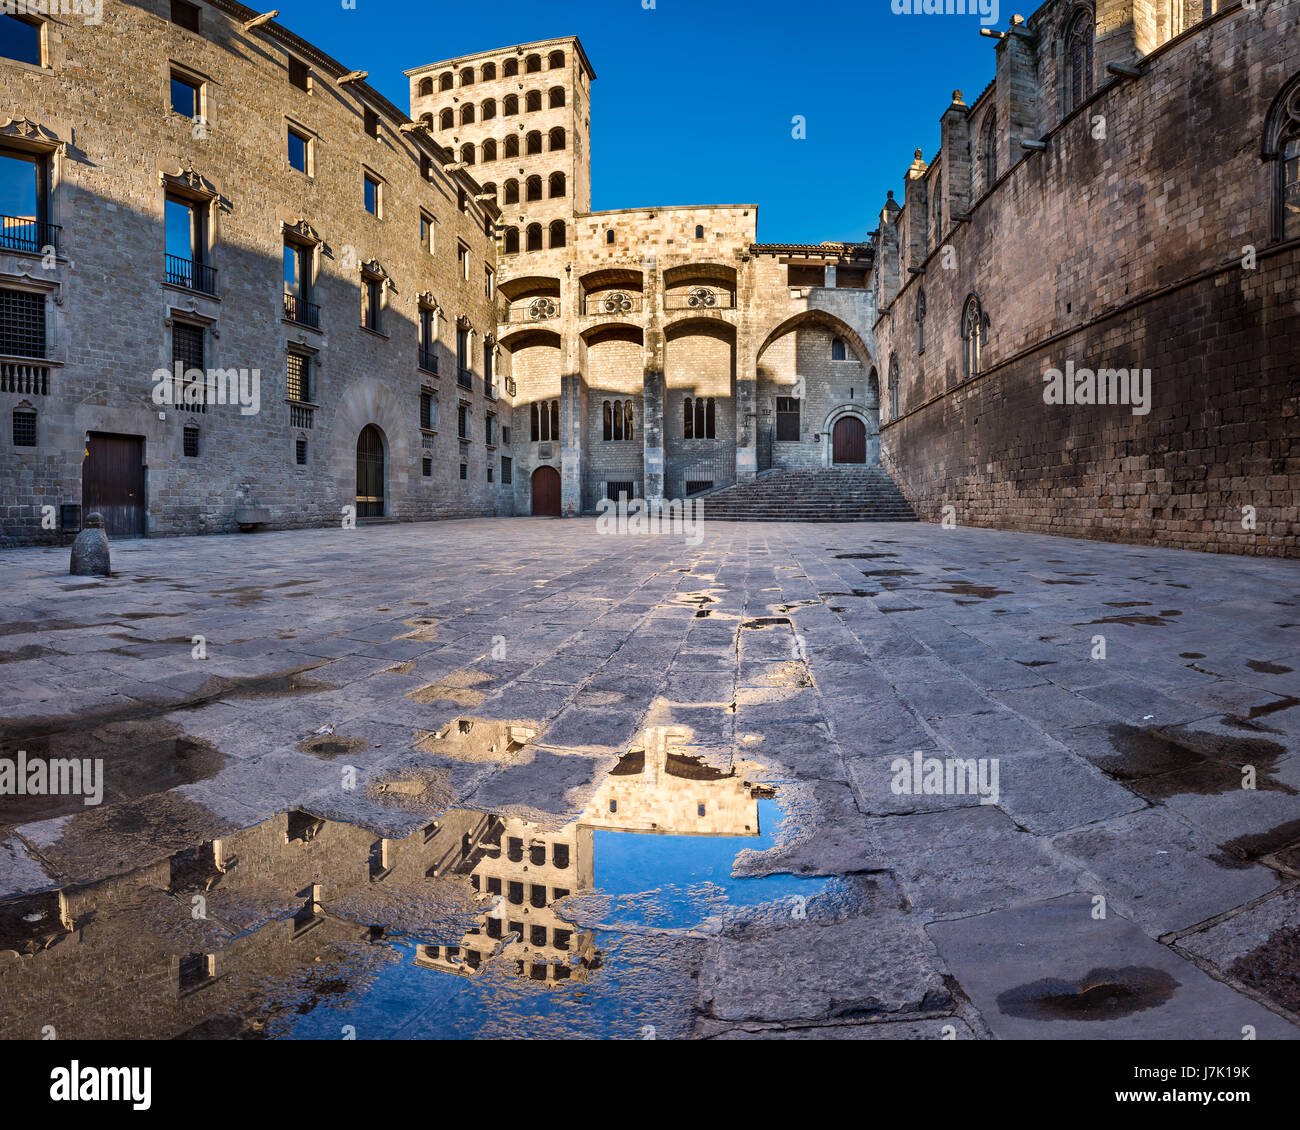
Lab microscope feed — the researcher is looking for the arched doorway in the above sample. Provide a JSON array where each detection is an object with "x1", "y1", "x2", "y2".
[
  {"x1": 531, "y1": 465, "x2": 561, "y2": 516},
  {"x1": 832, "y1": 417, "x2": 867, "y2": 464},
  {"x1": 356, "y1": 425, "x2": 386, "y2": 517}
]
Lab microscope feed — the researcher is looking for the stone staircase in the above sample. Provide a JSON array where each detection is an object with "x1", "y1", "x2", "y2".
[{"x1": 694, "y1": 467, "x2": 919, "y2": 522}]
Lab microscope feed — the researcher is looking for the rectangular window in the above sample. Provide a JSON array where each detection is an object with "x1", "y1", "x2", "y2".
[
  {"x1": 283, "y1": 240, "x2": 309, "y2": 300},
  {"x1": 165, "y1": 195, "x2": 204, "y2": 264},
  {"x1": 170, "y1": 0, "x2": 200, "y2": 32},
  {"x1": 288, "y1": 57, "x2": 311, "y2": 92},
  {"x1": 362, "y1": 277, "x2": 383, "y2": 332},
  {"x1": 459, "y1": 463, "x2": 467, "y2": 480},
  {"x1": 501, "y1": 456, "x2": 512, "y2": 484},
  {"x1": 12, "y1": 408, "x2": 36, "y2": 447},
  {"x1": 170, "y1": 72, "x2": 201, "y2": 119},
  {"x1": 420, "y1": 391, "x2": 435, "y2": 430},
  {"x1": 0, "y1": 288, "x2": 45, "y2": 358},
  {"x1": 457, "y1": 242, "x2": 470, "y2": 281},
  {"x1": 172, "y1": 321, "x2": 206, "y2": 412},
  {"x1": 420, "y1": 153, "x2": 433, "y2": 181},
  {"x1": 487, "y1": 465, "x2": 494, "y2": 482},
  {"x1": 0, "y1": 14, "x2": 42, "y2": 66},
  {"x1": 296, "y1": 438, "x2": 308, "y2": 465},
  {"x1": 484, "y1": 348, "x2": 495, "y2": 397},
  {"x1": 776, "y1": 396, "x2": 801, "y2": 442},
  {"x1": 183, "y1": 425, "x2": 199, "y2": 458},
  {"x1": 364, "y1": 108, "x2": 379, "y2": 138},
  {"x1": 0, "y1": 150, "x2": 46, "y2": 250},
  {"x1": 422, "y1": 456, "x2": 433, "y2": 478},
  {"x1": 286, "y1": 352, "x2": 310, "y2": 402},
  {"x1": 364, "y1": 173, "x2": 381, "y2": 217},
  {"x1": 484, "y1": 266, "x2": 495, "y2": 299},
  {"x1": 485, "y1": 413, "x2": 496, "y2": 446},
  {"x1": 287, "y1": 127, "x2": 310, "y2": 173},
  {"x1": 420, "y1": 212, "x2": 435, "y2": 253},
  {"x1": 457, "y1": 402, "x2": 469, "y2": 440},
  {"x1": 456, "y1": 327, "x2": 471, "y2": 387}
]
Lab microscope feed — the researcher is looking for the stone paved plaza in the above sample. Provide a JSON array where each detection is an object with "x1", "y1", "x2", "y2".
[{"x1": 1, "y1": 518, "x2": 1299, "y2": 1039}]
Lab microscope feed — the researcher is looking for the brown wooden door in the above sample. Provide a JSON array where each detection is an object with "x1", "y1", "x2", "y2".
[
  {"x1": 832, "y1": 417, "x2": 866, "y2": 464},
  {"x1": 530, "y1": 465, "x2": 561, "y2": 516},
  {"x1": 356, "y1": 425, "x2": 385, "y2": 518},
  {"x1": 82, "y1": 433, "x2": 145, "y2": 537}
]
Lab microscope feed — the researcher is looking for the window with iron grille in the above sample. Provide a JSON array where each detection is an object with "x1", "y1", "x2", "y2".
[
  {"x1": 288, "y1": 56, "x2": 310, "y2": 91},
  {"x1": 420, "y1": 390, "x2": 434, "y2": 430},
  {"x1": 183, "y1": 423, "x2": 199, "y2": 457},
  {"x1": 459, "y1": 463, "x2": 467, "y2": 480},
  {"x1": 457, "y1": 402, "x2": 469, "y2": 440},
  {"x1": 485, "y1": 413, "x2": 496, "y2": 446},
  {"x1": 12, "y1": 408, "x2": 36, "y2": 446},
  {"x1": 422, "y1": 456, "x2": 432, "y2": 477},
  {"x1": 296, "y1": 438, "x2": 308, "y2": 465},
  {"x1": 607, "y1": 481, "x2": 634, "y2": 502},
  {"x1": 172, "y1": 321, "x2": 206, "y2": 412},
  {"x1": 502, "y1": 426, "x2": 511, "y2": 446},
  {"x1": 487, "y1": 464, "x2": 494, "y2": 482},
  {"x1": 776, "y1": 397, "x2": 801, "y2": 442},
  {"x1": 0, "y1": 288, "x2": 45, "y2": 358},
  {"x1": 501, "y1": 456, "x2": 511, "y2": 484},
  {"x1": 286, "y1": 352, "x2": 310, "y2": 402}
]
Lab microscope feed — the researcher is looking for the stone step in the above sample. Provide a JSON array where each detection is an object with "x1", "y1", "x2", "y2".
[{"x1": 694, "y1": 466, "x2": 917, "y2": 522}]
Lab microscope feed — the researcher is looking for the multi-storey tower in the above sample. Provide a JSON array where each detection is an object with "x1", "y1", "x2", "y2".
[{"x1": 407, "y1": 37, "x2": 594, "y2": 254}]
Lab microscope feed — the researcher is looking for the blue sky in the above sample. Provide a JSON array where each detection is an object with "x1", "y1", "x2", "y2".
[{"x1": 268, "y1": 0, "x2": 1003, "y2": 244}]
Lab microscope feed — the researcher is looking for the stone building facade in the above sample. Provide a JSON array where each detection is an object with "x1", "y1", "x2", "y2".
[
  {"x1": 871, "y1": 0, "x2": 1299, "y2": 555},
  {"x1": 0, "y1": 0, "x2": 511, "y2": 546}
]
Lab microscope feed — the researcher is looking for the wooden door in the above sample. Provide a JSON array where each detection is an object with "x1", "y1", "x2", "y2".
[
  {"x1": 82, "y1": 433, "x2": 145, "y2": 537},
  {"x1": 356, "y1": 425, "x2": 385, "y2": 518},
  {"x1": 530, "y1": 465, "x2": 561, "y2": 516},
  {"x1": 832, "y1": 417, "x2": 866, "y2": 464}
]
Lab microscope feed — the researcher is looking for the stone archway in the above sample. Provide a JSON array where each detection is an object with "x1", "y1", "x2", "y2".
[
  {"x1": 822, "y1": 404, "x2": 879, "y2": 467},
  {"x1": 356, "y1": 424, "x2": 387, "y2": 517}
]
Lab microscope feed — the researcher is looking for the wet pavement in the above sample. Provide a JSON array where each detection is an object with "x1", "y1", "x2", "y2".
[{"x1": 0, "y1": 517, "x2": 1298, "y2": 1039}]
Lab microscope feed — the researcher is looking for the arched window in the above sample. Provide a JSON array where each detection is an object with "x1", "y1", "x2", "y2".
[
  {"x1": 482, "y1": 99, "x2": 496, "y2": 121},
  {"x1": 418, "y1": 78, "x2": 433, "y2": 97},
  {"x1": 606, "y1": 229, "x2": 615, "y2": 244},
  {"x1": 915, "y1": 289, "x2": 926, "y2": 354},
  {"x1": 481, "y1": 182, "x2": 497, "y2": 201},
  {"x1": 831, "y1": 336, "x2": 848, "y2": 361},
  {"x1": 482, "y1": 62, "x2": 497, "y2": 81},
  {"x1": 420, "y1": 112, "x2": 434, "y2": 130},
  {"x1": 980, "y1": 111, "x2": 998, "y2": 195},
  {"x1": 888, "y1": 354, "x2": 900, "y2": 418},
  {"x1": 1065, "y1": 8, "x2": 1095, "y2": 114},
  {"x1": 504, "y1": 58, "x2": 519, "y2": 77},
  {"x1": 603, "y1": 400, "x2": 612, "y2": 441},
  {"x1": 525, "y1": 90, "x2": 543, "y2": 113},
  {"x1": 526, "y1": 175, "x2": 543, "y2": 201},
  {"x1": 684, "y1": 397, "x2": 716, "y2": 439},
  {"x1": 550, "y1": 399, "x2": 560, "y2": 438},
  {"x1": 460, "y1": 103, "x2": 475, "y2": 126},
  {"x1": 526, "y1": 131, "x2": 543, "y2": 155},
  {"x1": 931, "y1": 173, "x2": 943, "y2": 242},
  {"x1": 695, "y1": 225, "x2": 705, "y2": 239},
  {"x1": 504, "y1": 227, "x2": 520, "y2": 254},
  {"x1": 439, "y1": 72, "x2": 454, "y2": 92},
  {"x1": 549, "y1": 219, "x2": 566, "y2": 249},
  {"x1": 526, "y1": 223, "x2": 543, "y2": 252},
  {"x1": 549, "y1": 87, "x2": 566, "y2": 109},
  {"x1": 961, "y1": 295, "x2": 986, "y2": 380},
  {"x1": 460, "y1": 67, "x2": 475, "y2": 87},
  {"x1": 549, "y1": 127, "x2": 566, "y2": 151},
  {"x1": 525, "y1": 54, "x2": 542, "y2": 74},
  {"x1": 549, "y1": 171, "x2": 566, "y2": 197},
  {"x1": 481, "y1": 138, "x2": 497, "y2": 162},
  {"x1": 504, "y1": 134, "x2": 519, "y2": 157},
  {"x1": 1265, "y1": 73, "x2": 1300, "y2": 242},
  {"x1": 504, "y1": 94, "x2": 519, "y2": 116},
  {"x1": 549, "y1": 50, "x2": 565, "y2": 69},
  {"x1": 530, "y1": 402, "x2": 539, "y2": 440},
  {"x1": 867, "y1": 366, "x2": 880, "y2": 408},
  {"x1": 503, "y1": 179, "x2": 519, "y2": 204},
  {"x1": 460, "y1": 143, "x2": 475, "y2": 166},
  {"x1": 438, "y1": 108, "x2": 454, "y2": 130}
]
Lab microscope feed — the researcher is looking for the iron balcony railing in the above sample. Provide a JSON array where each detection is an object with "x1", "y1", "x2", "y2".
[
  {"x1": 165, "y1": 254, "x2": 218, "y2": 295},
  {"x1": 419, "y1": 348, "x2": 438, "y2": 374},
  {"x1": 664, "y1": 288, "x2": 735, "y2": 311},
  {"x1": 457, "y1": 367, "x2": 474, "y2": 389},
  {"x1": 0, "y1": 215, "x2": 59, "y2": 255},
  {"x1": 283, "y1": 291, "x2": 321, "y2": 328},
  {"x1": 584, "y1": 292, "x2": 643, "y2": 316}
]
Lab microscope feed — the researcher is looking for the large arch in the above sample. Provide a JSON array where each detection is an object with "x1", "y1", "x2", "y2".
[{"x1": 755, "y1": 309, "x2": 874, "y2": 371}]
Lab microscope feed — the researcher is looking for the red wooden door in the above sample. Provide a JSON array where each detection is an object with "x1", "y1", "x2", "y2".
[
  {"x1": 832, "y1": 417, "x2": 866, "y2": 464},
  {"x1": 531, "y1": 466, "x2": 561, "y2": 516},
  {"x1": 82, "y1": 433, "x2": 146, "y2": 537}
]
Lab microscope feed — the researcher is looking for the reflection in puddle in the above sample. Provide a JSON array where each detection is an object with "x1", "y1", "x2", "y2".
[{"x1": 0, "y1": 734, "x2": 821, "y2": 1040}]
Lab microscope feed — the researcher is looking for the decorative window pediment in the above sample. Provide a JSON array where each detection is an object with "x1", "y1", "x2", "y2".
[
  {"x1": 160, "y1": 162, "x2": 230, "y2": 212},
  {"x1": 0, "y1": 117, "x2": 64, "y2": 155},
  {"x1": 283, "y1": 218, "x2": 323, "y2": 245}
]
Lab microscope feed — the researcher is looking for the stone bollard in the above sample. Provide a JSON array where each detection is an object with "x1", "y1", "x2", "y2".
[{"x1": 69, "y1": 512, "x2": 111, "y2": 577}]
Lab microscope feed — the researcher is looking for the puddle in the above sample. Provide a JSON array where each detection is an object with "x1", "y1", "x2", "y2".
[
  {"x1": 1098, "y1": 724, "x2": 1293, "y2": 799},
  {"x1": 1229, "y1": 926, "x2": 1300, "y2": 1014},
  {"x1": 1244, "y1": 696, "x2": 1300, "y2": 720},
  {"x1": 407, "y1": 670, "x2": 491, "y2": 707},
  {"x1": 296, "y1": 735, "x2": 372, "y2": 761},
  {"x1": 413, "y1": 718, "x2": 540, "y2": 763},
  {"x1": 1079, "y1": 610, "x2": 1182, "y2": 627},
  {"x1": 1246, "y1": 660, "x2": 1293, "y2": 675},
  {"x1": 996, "y1": 966, "x2": 1179, "y2": 1021},
  {"x1": 928, "y1": 583, "x2": 1011, "y2": 600},
  {"x1": 832, "y1": 553, "x2": 897, "y2": 560},
  {"x1": 740, "y1": 617, "x2": 791, "y2": 630},
  {"x1": 0, "y1": 744, "x2": 823, "y2": 1040},
  {"x1": 1179, "y1": 652, "x2": 1205, "y2": 660},
  {"x1": 1214, "y1": 819, "x2": 1300, "y2": 872},
  {"x1": 1018, "y1": 660, "x2": 1055, "y2": 668}
]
